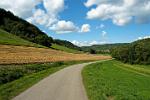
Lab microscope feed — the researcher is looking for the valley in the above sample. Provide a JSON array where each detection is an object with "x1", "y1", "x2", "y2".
[{"x1": 0, "y1": 5, "x2": 150, "y2": 100}]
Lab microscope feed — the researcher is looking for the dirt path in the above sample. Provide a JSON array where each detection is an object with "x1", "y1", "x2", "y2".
[{"x1": 13, "y1": 61, "x2": 99, "y2": 100}]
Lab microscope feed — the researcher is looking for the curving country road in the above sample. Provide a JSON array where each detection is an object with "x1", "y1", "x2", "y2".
[{"x1": 13, "y1": 61, "x2": 100, "y2": 100}]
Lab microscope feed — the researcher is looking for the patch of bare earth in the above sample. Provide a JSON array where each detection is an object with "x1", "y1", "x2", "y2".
[{"x1": 0, "y1": 45, "x2": 111, "y2": 64}]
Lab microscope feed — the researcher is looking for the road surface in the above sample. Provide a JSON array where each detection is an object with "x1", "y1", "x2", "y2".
[{"x1": 13, "y1": 61, "x2": 99, "y2": 100}]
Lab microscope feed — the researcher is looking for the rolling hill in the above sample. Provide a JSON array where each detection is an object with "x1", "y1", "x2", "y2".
[
  {"x1": 0, "y1": 8, "x2": 81, "y2": 51},
  {"x1": 0, "y1": 29, "x2": 45, "y2": 48},
  {"x1": 81, "y1": 43, "x2": 129, "y2": 54},
  {"x1": 0, "y1": 28, "x2": 83, "y2": 53},
  {"x1": 111, "y1": 38, "x2": 150, "y2": 64},
  {"x1": 51, "y1": 44, "x2": 82, "y2": 54}
]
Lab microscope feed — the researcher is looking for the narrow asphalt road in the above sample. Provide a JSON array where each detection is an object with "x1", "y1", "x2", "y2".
[{"x1": 13, "y1": 61, "x2": 99, "y2": 100}]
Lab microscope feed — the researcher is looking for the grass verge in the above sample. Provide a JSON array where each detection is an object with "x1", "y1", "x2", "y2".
[
  {"x1": 82, "y1": 60, "x2": 150, "y2": 100},
  {"x1": 0, "y1": 60, "x2": 90, "y2": 100}
]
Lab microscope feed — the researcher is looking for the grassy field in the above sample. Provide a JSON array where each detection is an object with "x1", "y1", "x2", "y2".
[
  {"x1": 0, "y1": 29, "x2": 44, "y2": 48},
  {"x1": 51, "y1": 44, "x2": 82, "y2": 53},
  {"x1": 82, "y1": 60, "x2": 150, "y2": 100},
  {"x1": 0, "y1": 60, "x2": 91, "y2": 100}
]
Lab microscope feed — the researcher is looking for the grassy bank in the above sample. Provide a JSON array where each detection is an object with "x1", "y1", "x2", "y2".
[
  {"x1": 82, "y1": 60, "x2": 150, "y2": 100},
  {"x1": 0, "y1": 29, "x2": 44, "y2": 48},
  {"x1": 0, "y1": 60, "x2": 90, "y2": 100}
]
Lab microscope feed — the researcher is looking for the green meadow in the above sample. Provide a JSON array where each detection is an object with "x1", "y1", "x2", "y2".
[{"x1": 82, "y1": 60, "x2": 150, "y2": 100}]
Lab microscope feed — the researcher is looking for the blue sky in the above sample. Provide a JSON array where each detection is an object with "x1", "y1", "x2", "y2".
[{"x1": 0, "y1": 0, "x2": 150, "y2": 46}]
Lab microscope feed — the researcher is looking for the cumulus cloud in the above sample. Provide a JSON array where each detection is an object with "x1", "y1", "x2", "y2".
[
  {"x1": 0, "y1": 0, "x2": 41, "y2": 18},
  {"x1": 26, "y1": 9, "x2": 57, "y2": 26},
  {"x1": 27, "y1": 0, "x2": 65, "y2": 27},
  {"x1": 43, "y1": 0, "x2": 64, "y2": 15},
  {"x1": 89, "y1": 41, "x2": 99, "y2": 45},
  {"x1": 80, "y1": 24, "x2": 91, "y2": 32},
  {"x1": 138, "y1": 36, "x2": 150, "y2": 40},
  {"x1": 72, "y1": 40, "x2": 106, "y2": 46},
  {"x1": 49, "y1": 20, "x2": 78, "y2": 33},
  {"x1": 85, "y1": 0, "x2": 150, "y2": 26}
]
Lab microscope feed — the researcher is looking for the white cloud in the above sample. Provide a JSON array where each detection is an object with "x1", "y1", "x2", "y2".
[
  {"x1": 49, "y1": 20, "x2": 78, "y2": 33},
  {"x1": 89, "y1": 41, "x2": 99, "y2": 45},
  {"x1": 0, "y1": 0, "x2": 41, "y2": 18},
  {"x1": 26, "y1": 9, "x2": 57, "y2": 26},
  {"x1": 72, "y1": 40, "x2": 83, "y2": 46},
  {"x1": 96, "y1": 24, "x2": 105, "y2": 29},
  {"x1": 84, "y1": 0, "x2": 103, "y2": 7},
  {"x1": 72, "y1": 40, "x2": 106, "y2": 46},
  {"x1": 26, "y1": 0, "x2": 65, "y2": 28},
  {"x1": 101, "y1": 31, "x2": 107, "y2": 37},
  {"x1": 100, "y1": 24, "x2": 105, "y2": 28},
  {"x1": 85, "y1": 0, "x2": 150, "y2": 26},
  {"x1": 138, "y1": 36, "x2": 150, "y2": 40},
  {"x1": 80, "y1": 24, "x2": 91, "y2": 32},
  {"x1": 43, "y1": 0, "x2": 64, "y2": 15}
]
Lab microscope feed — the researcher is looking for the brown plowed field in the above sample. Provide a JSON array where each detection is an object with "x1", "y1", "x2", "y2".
[{"x1": 0, "y1": 45, "x2": 111, "y2": 64}]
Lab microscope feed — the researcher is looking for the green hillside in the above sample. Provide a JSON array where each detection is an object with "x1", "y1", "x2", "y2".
[
  {"x1": 0, "y1": 29, "x2": 45, "y2": 48},
  {"x1": 81, "y1": 43, "x2": 129, "y2": 54},
  {"x1": 0, "y1": 8, "x2": 82, "y2": 51},
  {"x1": 0, "y1": 8, "x2": 53, "y2": 47},
  {"x1": 111, "y1": 38, "x2": 150, "y2": 64},
  {"x1": 0, "y1": 29, "x2": 82, "y2": 53},
  {"x1": 51, "y1": 44, "x2": 82, "y2": 53},
  {"x1": 54, "y1": 39, "x2": 81, "y2": 51}
]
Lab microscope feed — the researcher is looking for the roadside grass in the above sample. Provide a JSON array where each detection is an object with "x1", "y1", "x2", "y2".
[
  {"x1": 51, "y1": 44, "x2": 82, "y2": 54},
  {"x1": 133, "y1": 64, "x2": 150, "y2": 70},
  {"x1": 0, "y1": 29, "x2": 45, "y2": 48},
  {"x1": 115, "y1": 61, "x2": 150, "y2": 76},
  {"x1": 82, "y1": 60, "x2": 150, "y2": 100},
  {"x1": 0, "y1": 60, "x2": 90, "y2": 100}
]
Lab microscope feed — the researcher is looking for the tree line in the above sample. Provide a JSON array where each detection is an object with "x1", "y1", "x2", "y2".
[{"x1": 111, "y1": 38, "x2": 150, "y2": 64}]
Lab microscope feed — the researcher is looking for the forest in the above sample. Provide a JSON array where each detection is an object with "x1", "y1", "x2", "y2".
[{"x1": 111, "y1": 38, "x2": 150, "y2": 64}]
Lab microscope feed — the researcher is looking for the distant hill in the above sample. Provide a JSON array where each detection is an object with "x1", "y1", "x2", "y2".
[
  {"x1": 81, "y1": 43, "x2": 129, "y2": 54},
  {"x1": 0, "y1": 28, "x2": 82, "y2": 53},
  {"x1": 0, "y1": 8, "x2": 81, "y2": 52},
  {"x1": 111, "y1": 38, "x2": 150, "y2": 64},
  {"x1": 54, "y1": 39, "x2": 81, "y2": 51},
  {"x1": 51, "y1": 44, "x2": 82, "y2": 54}
]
